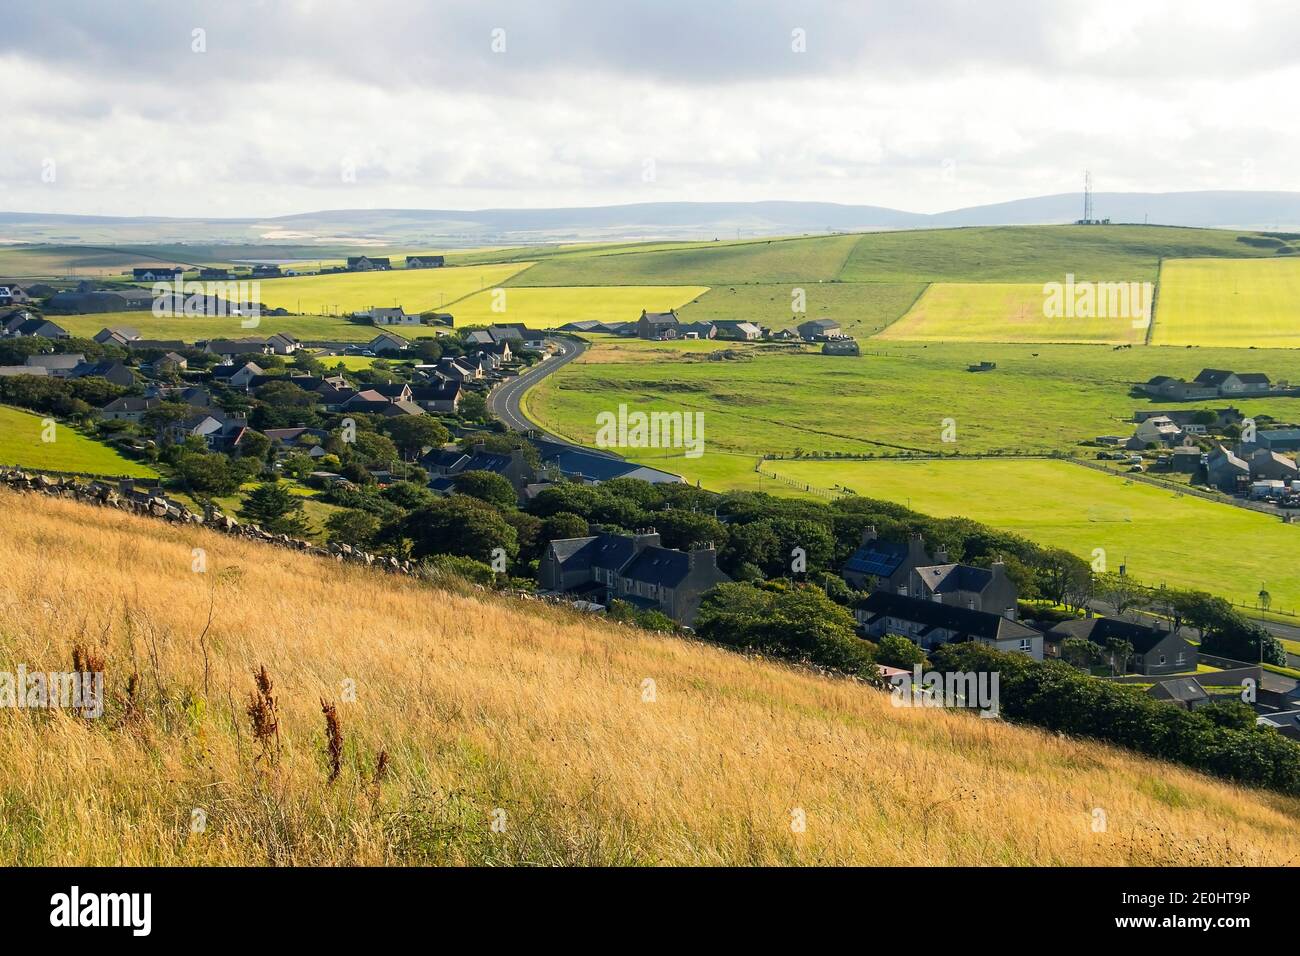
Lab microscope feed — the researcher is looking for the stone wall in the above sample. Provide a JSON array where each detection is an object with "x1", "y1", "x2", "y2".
[{"x1": 0, "y1": 467, "x2": 417, "y2": 576}]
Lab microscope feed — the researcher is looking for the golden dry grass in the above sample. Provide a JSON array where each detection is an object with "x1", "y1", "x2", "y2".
[{"x1": 1, "y1": 488, "x2": 1297, "y2": 866}]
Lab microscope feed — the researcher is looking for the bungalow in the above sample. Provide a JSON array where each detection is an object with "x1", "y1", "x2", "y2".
[
  {"x1": 369, "y1": 332, "x2": 408, "y2": 354},
  {"x1": 210, "y1": 361, "x2": 265, "y2": 390},
  {"x1": 132, "y1": 267, "x2": 184, "y2": 282},
  {"x1": 367, "y1": 307, "x2": 421, "y2": 326},
  {"x1": 1140, "y1": 375, "x2": 1219, "y2": 401},
  {"x1": 405, "y1": 255, "x2": 445, "y2": 269},
  {"x1": 94, "y1": 327, "x2": 141, "y2": 346},
  {"x1": 533, "y1": 438, "x2": 683, "y2": 485},
  {"x1": 69, "y1": 360, "x2": 135, "y2": 388},
  {"x1": 98, "y1": 396, "x2": 161, "y2": 424},
  {"x1": 636, "y1": 310, "x2": 681, "y2": 341},
  {"x1": 1046, "y1": 617, "x2": 1197, "y2": 676},
  {"x1": 23, "y1": 353, "x2": 86, "y2": 376},
  {"x1": 264, "y1": 332, "x2": 302, "y2": 355},
  {"x1": 539, "y1": 528, "x2": 730, "y2": 626},
  {"x1": 841, "y1": 529, "x2": 934, "y2": 593},
  {"x1": 854, "y1": 591, "x2": 1043, "y2": 659},
  {"x1": 0, "y1": 284, "x2": 30, "y2": 305},
  {"x1": 1194, "y1": 368, "x2": 1272, "y2": 396},
  {"x1": 713, "y1": 320, "x2": 763, "y2": 341},
  {"x1": 346, "y1": 256, "x2": 391, "y2": 272},
  {"x1": 251, "y1": 265, "x2": 283, "y2": 278},
  {"x1": 796, "y1": 318, "x2": 840, "y2": 341},
  {"x1": 204, "y1": 338, "x2": 271, "y2": 358},
  {"x1": 8, "y1": 318, "x2": 69, "y2": 339}
]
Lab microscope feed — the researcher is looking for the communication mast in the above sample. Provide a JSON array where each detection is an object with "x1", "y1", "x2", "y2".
[{"x1": 1082, "y1": 170, "x2": 1094, "y2": 223}]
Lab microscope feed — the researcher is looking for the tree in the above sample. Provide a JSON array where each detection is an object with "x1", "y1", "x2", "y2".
[
  {"x1": 175, "y1": 451, "x2": 241, "y2": 496},
  {"x1": 541, "y1": 511, "x2": 590, "y2": 543},
  {"x1": 1034, "y1": 548, "x2": 1091, "y2": 608},
  {"x1": 384, "y1": 415, "x2": 450, "y2": 459},
  {"x1": 404, "y1": 494, "x2": 518, "y2": 564},
  {"x1": 1104, "y1": 637, "x2": 1134, "y2": 675},
  {"x1": 875, "y1": 634, "x2": 927, "y2": 669},
  {"x1": 324, "y1": 509, "x2": 381, "y2": 549},
  {"x1": 1061, "y1": 637, "x2": 1102, "y2": 670},
  {"x1": 453, "y1": 470, "x2": 517, "y2": 511},
  {"x1": 238, "y1": 482, "x2": 313, "y2": 536},
  {"x1": 1094, "y1": 572, "x2": 1147, "y2": 619}
]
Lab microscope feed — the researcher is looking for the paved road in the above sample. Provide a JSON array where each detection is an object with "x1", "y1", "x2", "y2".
[{"x1": 486, "y1": 336, "x2": 588, "y2": 445}]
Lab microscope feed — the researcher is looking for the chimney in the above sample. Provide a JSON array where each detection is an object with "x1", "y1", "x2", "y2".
[
  {"x1": 934, "y1": 548, "x2": 949, "y2": 564},
  {"x1": 860, "y1": 525, "x2": 878, "y2": 547}
]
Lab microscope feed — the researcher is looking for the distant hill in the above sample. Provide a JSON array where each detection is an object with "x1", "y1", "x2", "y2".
[{"x1": 4, "y1": 191, "x2": 1300, "y2": 246}]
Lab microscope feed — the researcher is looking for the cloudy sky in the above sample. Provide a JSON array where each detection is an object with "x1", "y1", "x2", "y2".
[{"x1": 3, "y1": 0, "x2": 1298, "y2": 218}]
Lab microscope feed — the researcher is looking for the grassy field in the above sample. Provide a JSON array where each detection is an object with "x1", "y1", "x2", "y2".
[
  {"x1": 251, "y1": 262, "x2": 532, "y2": 315},
  {"x1": 877, "y1": 282, "x2": 1147, "y2": 345},
  {"x1": 2, "y1": 487, "x2": 1297, "y2": 865},
  {"x1": 449, "y1": 285, "x2": 709, "y2": 329},
  {"x1": 0, "y1": 405, "x2": 157, "y2": 477},
  {"x1": 51, "y1": 310, "x2": 405, "y2": 343},
  {"x1": 508, "y1": 234, "x2": 862, "y2": 286},
  {"x1": 766, "y1": 457, "x2": 1300, "y2": 612},
  {"x1": 839, "y1": 225, "x2": 1279, "y2": 283},
  {"x1": 679, "y1": 282, "x2": 926, "y2": 338},
  {"x1": 526, "y1": 338, "x2": 1300, "y2": 488},
  {"x1": 1153, "y1": 257, "x2": 1300, "y2": 348}
]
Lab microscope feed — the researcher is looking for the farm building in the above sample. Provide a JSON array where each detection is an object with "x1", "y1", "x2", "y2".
[
  {"x1": 636, "y1": 310, "x2": 681, "y2": 340},
  {"x1": 796, "y1": 318, "x2": 840, "y2": 341},
  {"x1": 822, "y1": 338, "x2": 860, "y2": 356},
  {"x1": 405, "y1": 255, "x2": 445, "y2": 269}
]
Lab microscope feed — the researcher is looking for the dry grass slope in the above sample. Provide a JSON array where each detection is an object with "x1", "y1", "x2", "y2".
[{"x1": 0, "y1": 489, "x2": 1297, "y2": 866}]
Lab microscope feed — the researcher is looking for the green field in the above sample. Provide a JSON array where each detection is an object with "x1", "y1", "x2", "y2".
[
  {"x1": 0, "y1": 405, "x2": 157, "y2": 477},
  {"x1": 449, "y1": 284, "x2": 709, "y2": 329},
  {"x1": 762, "y1": 457, "x2": 1300, "y2": 613},
  {"x1": 51, "y1": 310, "x2": 392, "y2": 343},
  {"x1": 878, "y1": 282, "x2": 1147, "y2": 344},
  {"x1": 525, "y1": 338, "x2": 1300, "y2": 489},
  {"x1": 251, "y1": 262, "x2": 532, "y2": 315},
  {"x1": 1153, "y1": 257, "x2": 1300, "y2": 348},
  {"x1": 679, "y1": 281, "x2": 925, "y2": 338}
]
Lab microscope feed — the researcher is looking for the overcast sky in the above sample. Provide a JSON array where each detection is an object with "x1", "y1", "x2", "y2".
[{"x1": 3, "y1": 0, "x2": 1298, "y2": 218}]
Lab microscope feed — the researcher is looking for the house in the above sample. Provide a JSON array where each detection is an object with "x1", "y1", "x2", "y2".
[
  {"x1": 796, "y1": 318, "x2": 840, "y2": 341},
  {"x1": 0, "y1": 284, "x2": 30, "y2": 305},
  {"x1": 1250, "y1": 448, "x2": 1300, "y2": 481},
  {"x1": 210, "y1": 361, "x2": 264, "y2": 390},
  {"x1": 93, "y1": 327, "x2": 141, "y2": 346},
  {"x1": 1256, "y1": 710, "x2": 1300, "y2": 740},
  {"x1": 770, "y1": 329, "x2": 799, "y2": 341},
  {"x1": 98, "y1": 396, "x2": 160, "y2": 423},
  {"x1": 636, "y1": 310, "x2": 681, "y2": 340},
  {"x1": 678, "y1": 321, "x2": 716, "y2": 339},
  {"x1": 132, "y1": 267, "x2": 184, "y2": 282},
  {"x1": 23, "y1": 353, "x2": 86, "y2": 376},
  {"x1": 1046, "y1": 617, "x2": 1197, "y2": 676},
  {"x1": 1140, "y1": 374, "x2": 1219, "y2": 401},
  {"x1": 1194, "y1": 368, "x2": 1272, "y2": 396},
  {"x1": 9, "y1": 318, "x2": 69, "y2": 339},
  {"x1": 346, "y1": 256, "x2": 391, "y2": 272},
  {"x1": 147, "y1": 352, "x2": 189, "y2": 375},
  {"x1": 409, "y1": 380, "x2": 462, "y2": 413},
  {"x1": 1168, "y1": 446, "x2": 1203, "y2": 473},
  {"x1": 713, "y1": 320, "x2": 763, "y2": 341},
  {"x1": 199, "y1": 268, "x2": 231, "y2": 280},
  {"x1": 841, "y1": 529, "x2": 933, "y2": 593},
  {"x1": 367, "y1": 307, "x2": 421, "y2": 326},
  {"x1": 532, "y1": 439, "x2": 683, "y2": 485},
  {"x1": 367, "y1": 382, "x2": 413, "y2": 403},
  {"x1": 907, "y1": 560, "x2": 1019, "y2": 619},
  {"x1": 1257, "y1": 429, "x2": 1300, "y2": 453},
  {"x1": 204, "y1": 338, "x2": 271, "y2": 358},
  {"x1": 1127, "y1": 415, "x2": 1184, "y2": 450},
  {"x1": 539, "y1": 528, "x2": 730, "y2": 626},
  {"x1": 854, "y1": 591, "x2": 1043, "y2": 659},
  {"x1": 405, "y1": 255, "x2": 445, "y2": 269},
  {"x1": 1206, "y1": 444, "x2": 1250, "y2": 492},
  {"x1": 251, "y1": 265, "x2": 283, "y2": 278},
  {"x1": 822, "y1": 338, "x2": 860, "y2": 356},
  {"x1": 69, "y1": 360, "x2": 135, "y2": 388},
  {"x1": 1146, "y1": 677, "x2": 1212, "y2": 710},
  {"x1": 264, "y1": 332, "x2": 301, "y2": 355},
  {"x1": 369, "y1": 332, "x2": 408, "y2": 354}
]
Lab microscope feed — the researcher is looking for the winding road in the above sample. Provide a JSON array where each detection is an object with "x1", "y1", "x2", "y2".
[{"x1": 486, "y1": 336, "x2": 588, "y2": 445}]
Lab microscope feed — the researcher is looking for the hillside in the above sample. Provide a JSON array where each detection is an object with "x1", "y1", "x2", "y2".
[{"x1": 1, "y1": 487, "x2": 1297, "y2": 865}]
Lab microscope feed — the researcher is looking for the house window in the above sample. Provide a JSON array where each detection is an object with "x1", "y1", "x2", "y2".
[
  {"x1": 1176, "y1": 652, "x2": 1186, "y2": 665},
  {"x1": 1019, "y1": 638, "x2": 1032, "y2": 653},
  {"x1": 1159, "y1": 655, "x2": 1166, "y2": 665}
]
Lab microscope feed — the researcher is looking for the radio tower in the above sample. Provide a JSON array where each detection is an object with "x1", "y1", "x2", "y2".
[{"x1": 1082, "y1": 170, "x2": 1094, "y2": 224}]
